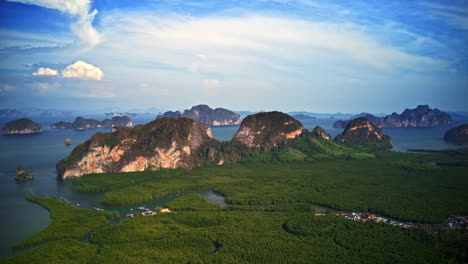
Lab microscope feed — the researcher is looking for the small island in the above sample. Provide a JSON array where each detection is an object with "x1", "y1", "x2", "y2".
[
  {"x1": 157, "y1": 104, "x2": 242, "y2": 126},
  {"x1": 51, "y1": 116, "x2": 133, "y2": 130},
  {"x1": 2, "y1": 118, "x2": 42, "y2": 135},
  {"x1": 15, "y1": 166, "x2": 36, "y2": 181},
  {"x1": 444, "y1": 124, "x2": 468, "y2": 143}
]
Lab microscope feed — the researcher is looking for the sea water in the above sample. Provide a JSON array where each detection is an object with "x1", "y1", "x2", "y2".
[{"x1": 0, "y1": 115, "x2": 466, "y2": 258}]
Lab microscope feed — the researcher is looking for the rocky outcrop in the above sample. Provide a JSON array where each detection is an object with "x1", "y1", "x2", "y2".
[
  {"x1": 51, "y1": 121, "x2": 72, "y2": 129},
  {"x1": 2, "y1": 118, "x2": 42, "y2": 134},
  {"x1": 51, "y1": 116, "x2": 133, "y2": 130},
  {"x1": 233, "y1": 111, "x2": 304, "y2": 150},
  {"x1": 157, "y1": 105, "x2": 242, "y2": 126},
  {"x1": 444, "y1": 124, "x2": 468, "y2": 143},
  {"x1": 334, "y1": 117, "x2": 392, "y2": 148},
  {"x1": 333, "y1": 105, "x2": 454, "y2": 128},
  {"x1": 57, "y1": 118, "x2": 215, "y2": 178},
  {"x1": 311, "y1": 126, "x2": 331, "y2": 140}
]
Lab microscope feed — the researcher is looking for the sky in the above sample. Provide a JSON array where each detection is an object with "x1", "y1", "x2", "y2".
[{"x1": 0, "y1": 0, "x2": 467, "y2": 113}]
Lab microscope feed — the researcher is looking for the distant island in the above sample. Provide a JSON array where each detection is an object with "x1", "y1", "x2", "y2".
[
  {"x1": 333, "y1": 105, "x2": 454, "y2": 128},
  {"x1": 2, "y1": 118, "x2": 42, "y2": 135},
  {"x1": 57, "y1": 112, "x2": 391, "y2": 178},
  {"x1": 444, "y1": 124, "x2": 468, "y2": 143},
  {"x1": 157, "y1": 104, "x2": 242, "y2": 126},
  {"x1": 291, "y1": 114, "x2": 316, "y2": 120},
  {"x1": 51, "y1": 116, "x2": 133, "y2": 130}
]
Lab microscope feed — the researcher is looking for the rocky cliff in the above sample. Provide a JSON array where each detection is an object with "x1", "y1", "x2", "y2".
[
  {"x1": 51, "y1": 116, "x2": 133, "y2": 130},
  {"x1": 233, "y1": 111, "x2": 304, "y2": 150},
  {"x1": 444, "y1": 124, "x2": 468, "y2": 143},
  {"x1": 334, "y1": 117, "x2": 392, "y2": 148},
  {"x1": 157, "y1": 105, "x2": 242, "y2": 126},
  {"x1": 2, "y1": 118, "x2": 42, "y2": 134},
  {"x1": 57, "y1": 117, "x2": 216, "y2": 178},
  {"x1": 333, "y1": 105, "x2": 454, "y2": 128}
]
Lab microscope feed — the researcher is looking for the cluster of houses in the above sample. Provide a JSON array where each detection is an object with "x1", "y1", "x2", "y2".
[
  {"x1": 125, "y1": 206, "x2": 172, "y2": 218},
  {"x1": 315, "y1": 212, "x2": 414, "y2": 228},
  {"x1": 445, "y1": 216, "x2": 466, "y2": 229}
]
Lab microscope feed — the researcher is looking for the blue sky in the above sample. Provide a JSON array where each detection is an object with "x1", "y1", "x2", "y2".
[{"x1": 0, "y1": 0, "x2": 467, "y2": 113}]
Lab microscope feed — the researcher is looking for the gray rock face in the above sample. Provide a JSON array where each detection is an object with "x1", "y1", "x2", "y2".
[
  {"x1": 2, "y1": 118, "x2": 42, "y2": 134},
  {"x1": 333, "y1": 105, "x2": 454, "y2": 128},
  {"x1": 444, "y1": 124, "x2": 468, "y2": 143}
]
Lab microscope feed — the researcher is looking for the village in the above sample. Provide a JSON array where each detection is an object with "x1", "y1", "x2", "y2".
[
  {"x1": 124, "y1": 206, "x2": 172, "y2": 218},
  {"x1": 316, "y1": 211, "x2": 467, "y2": 231}
]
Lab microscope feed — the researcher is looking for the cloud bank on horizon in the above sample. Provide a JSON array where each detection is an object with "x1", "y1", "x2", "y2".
[{"x1": 0, "y1": 0, "x2": 467, "y2": 113}]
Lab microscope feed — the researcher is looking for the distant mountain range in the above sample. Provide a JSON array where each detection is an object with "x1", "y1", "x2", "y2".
[
  {"x1": 51, "y1": 116, "x2": 133, "y2": 130},
  {"x1": 333, "y1": 105, "x2": 455, "y2": 128}
]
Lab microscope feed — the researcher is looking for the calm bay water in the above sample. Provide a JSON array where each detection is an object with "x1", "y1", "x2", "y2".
[{"x1": 0, "y1": 115, "x2": 466, "y2": 258}]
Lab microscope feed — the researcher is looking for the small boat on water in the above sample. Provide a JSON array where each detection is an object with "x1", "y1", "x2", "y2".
[{"x1": 65, "y1": 138, "x2": 72, "y2": 145}]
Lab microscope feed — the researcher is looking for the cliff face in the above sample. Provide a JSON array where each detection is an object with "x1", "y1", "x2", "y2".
[
  {"x1": 2, "y1": 118, "x2": 42, "y2": 134},
  {"x1": 57, "y1": 118, "x2": 215, "y2": 178},
  {"x1": 334, "y1": 117, "x2": 392, "y2": 148},
  {"x1": 51, "y1": 116, "x2": 133, "y2": 130},
  {"x1": 333, "y1": 105, "x2": 454, "y2": 128},
  {"x1": 233, "y1": 111, "x2": 304, "y2": 150},
  {"x1": 157, "y1": 105, "x2": 242, "y2": 126},
  {"x1": 444, "y1": 124, "x2": 468, "y2": 143},
  {"x1": 311, "y1": 126, "x2": 331, "y2": 140}
]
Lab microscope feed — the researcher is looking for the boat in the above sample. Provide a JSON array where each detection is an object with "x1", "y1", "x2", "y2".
[{"x1": 65, "y1": 138, "x2": 72, "y2": 145}]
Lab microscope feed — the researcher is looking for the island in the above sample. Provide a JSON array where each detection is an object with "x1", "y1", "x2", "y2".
[
  {"x1": 444, "y1": 124, "x2": 468, "y2": 143},
  {"x1": 333, "y1": 105, "x2": 454, "y2": 128},
  {"x1": 157, "y1": 104, "x2": 242, "y2": 126},
  {"x1": 2, "y1": 118, "x2": 42, "y2": 134},
  {"x1": 51, "y1": 116, "x2": 133, "y2": 130},
  {"x1": 334, "y1": 117, "x2": 392, "y2": 149},
  {"x1": 15, "y1": 166, "x2": 36, "y2": 181}
]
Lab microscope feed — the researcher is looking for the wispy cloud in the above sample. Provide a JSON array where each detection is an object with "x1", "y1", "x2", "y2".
[{"x1": 6, "y1": 0, "x2": 101, "y2": 47}]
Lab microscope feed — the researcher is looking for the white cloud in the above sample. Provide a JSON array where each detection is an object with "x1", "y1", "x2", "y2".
[
  {"x1": 62, "y1": 60, "x2": 104, "y2": 80},
  {"x1": 202, "y1": 79, "x2": 220, "y2": 90},
  {"x1": 33, "y1": 67, "x2": 58, "y2": 76},
  {"x1": 0, "y1": 84, "x2": 15, "y2": 92},
  {"x1": 6, "y1": 0, "x2": 101, "y2": 47}
]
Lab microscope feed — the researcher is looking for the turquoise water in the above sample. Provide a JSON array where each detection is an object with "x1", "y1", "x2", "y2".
[{"x1": 0, "y1": 115, "x2": 466, "y2": 258}]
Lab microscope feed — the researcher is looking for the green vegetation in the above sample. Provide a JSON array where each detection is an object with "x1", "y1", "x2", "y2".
[
  {"x1": 7, "y1": 145, "x2": 467, "y2": 262},
  {"x1": 5, "y1": 206, "x2": 464, "y2": 263},
  {"x1": 71, "y1": 149, "x2": 468, "y2": 224},
  {"x1": 2, "y1": 239, "x2": 98, "y2": 264},
  {"x1": 14, "y1": 197, "x2": 119, "y2": 249},
  {"x1": 166, "y1": 194, "x2": 221, "y2": 211}
]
